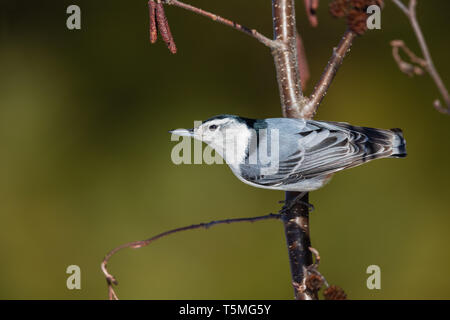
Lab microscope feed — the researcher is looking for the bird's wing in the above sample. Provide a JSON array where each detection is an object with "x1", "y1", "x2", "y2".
[{"x1": 246, "y1": 120, "x2": 391, "y2": 187}]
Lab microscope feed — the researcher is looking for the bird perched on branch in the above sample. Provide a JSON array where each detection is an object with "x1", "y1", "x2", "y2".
[{"x1": 170, "y1": 115, "x2": 406, "y2": 192}]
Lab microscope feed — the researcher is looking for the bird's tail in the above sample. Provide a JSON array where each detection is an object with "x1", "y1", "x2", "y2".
[
  {"x1": 290, "y1": 121, "x2": 407, "y2": 181},
  {"x1": 350, "y1": 126, "x2": 407, "y2": 159},
  {"x1": 329, "y1": 122, "x2": 407, "y2": 161},
  {"x1": 389, "y1": 128, "x2": 407, "y2": 158}
]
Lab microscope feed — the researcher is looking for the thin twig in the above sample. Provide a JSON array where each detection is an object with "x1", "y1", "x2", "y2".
[
  {"x1": 390, "y1": 40, "x2": 426, "y2": 76},
  {"x1": 101, "y1": 213, "x2": 281, "y2": 300},
  {"x1": 392, "y1": 0, "x2": 450, "y2": 114},
  {"x1": 161, "y1": 0, "x2": 280, "y2": 49},
  {"x1": 149, "y1": 0, "x2": 158, "y2": 43},
  {"x1": 306, "y1": 247, "x2": 327, "y2": 288},
  {"x1": 392, "y1": 0, "x2": 409, "y2": 15},
  {"x1": 292, "y1": 247, "x2": 328, "y2": 299},
  {"x1": 301, "y1": 30, "x2": 357, "y2": 119},
  {"x1": 305, "y1": 247, "x2": 329, "y2": 293},
  {"x1": 308, "y1": 246, "x2": 321, "y2": 269},
  {"x1": 391, "y1": 40, "x2": 427, "y2": 67}
]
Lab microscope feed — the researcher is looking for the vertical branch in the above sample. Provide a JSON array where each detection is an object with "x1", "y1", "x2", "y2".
[
  {"x1": 282, "y1": 192, "x2": 316, "y2": 300},
  {"x1": 272, "y1": 0, "x2": 308, "y2": 118},
  {"x1": 271, "y1": 0, "x2": 315, "y2": 300}
]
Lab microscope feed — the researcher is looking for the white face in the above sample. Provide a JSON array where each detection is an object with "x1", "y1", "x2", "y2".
[
  {"x1": 195, "y1": 118, "x2": 238, "y2": 144},
  {"x1": 171, "y1": 117, "x2": 251, "y2": 166}
]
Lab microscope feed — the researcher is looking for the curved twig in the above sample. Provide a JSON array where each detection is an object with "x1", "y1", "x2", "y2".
[
  {"x1": 101, "y1": 213, "x2": 281, "y2": 299},
  {"x1": 158, "y1": 0, "x2": 281, "y2": 49}
]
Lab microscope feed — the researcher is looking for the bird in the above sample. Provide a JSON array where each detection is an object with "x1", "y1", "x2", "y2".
[{"x1": 170, "y1": 115, "x2": 406, "y2": 193}]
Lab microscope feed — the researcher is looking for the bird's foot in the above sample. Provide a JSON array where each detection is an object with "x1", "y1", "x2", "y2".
[{"x1": 279, "y1": 192, "x2": 314, "y2": 213}]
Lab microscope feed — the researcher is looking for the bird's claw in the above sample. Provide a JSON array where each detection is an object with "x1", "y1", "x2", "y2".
[{"x1": 279, "y1": 192, "x2": 314, "y2": 213}]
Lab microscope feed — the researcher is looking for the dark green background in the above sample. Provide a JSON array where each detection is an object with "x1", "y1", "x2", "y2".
[{"x1": 0, "y1": 0, "x2": 449, "y2": 299}]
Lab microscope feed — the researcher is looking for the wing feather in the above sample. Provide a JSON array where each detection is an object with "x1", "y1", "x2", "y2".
[{"x1": 244, "y1": 120, "x2": 395, "y2": 187}]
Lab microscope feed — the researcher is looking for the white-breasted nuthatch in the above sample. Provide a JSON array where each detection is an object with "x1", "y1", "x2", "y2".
[{"x1": 170, "y1": 115, "x2": 406, "y2": 192}]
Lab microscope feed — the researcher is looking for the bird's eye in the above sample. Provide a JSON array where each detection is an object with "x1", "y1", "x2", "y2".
[{"x1": 209, "y1": 124, "x2": 218, "y2": 131}]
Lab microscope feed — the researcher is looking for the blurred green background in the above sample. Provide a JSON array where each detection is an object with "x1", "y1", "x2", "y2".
[{"x1": 0, "y1": 0, "x2": 449, "y2": 299}]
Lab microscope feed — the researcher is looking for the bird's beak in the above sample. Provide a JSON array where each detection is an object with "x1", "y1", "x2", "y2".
[{"x1": 169, "y1": 128, "x2": 194, "y2": 137}]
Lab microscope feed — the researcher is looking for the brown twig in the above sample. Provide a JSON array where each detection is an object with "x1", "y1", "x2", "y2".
[
  {"x1": 308, "y1": 246, "x2": 321, "y2": 269},
  {"x1": 291, "y1": 247, "x2": 330, "y2": 299},
  {"x1": 390, "y1": 40, "x2": 426, "y2": 76},
  {"x1": 149, "y1": 0, "x2": 158, "y2": 43},
  {"x1": 159, "y1": 0, "x2": 280, "y2": 49},
  {"x1": 101, "y1": 213, "x2": 281, "y2": 300},
  {"x1": 301, "y1": 30, "x2": 357, "y2": 119},
  {"x1": 392, "y1": 0, "x2": 450, "y2": 114},
  {"x1": 306, "y1": 247, "x2": 329, "y2": 287}
]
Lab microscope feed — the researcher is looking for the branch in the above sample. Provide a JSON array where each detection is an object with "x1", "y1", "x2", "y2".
[
  {"x1": 156, "y1": 0, "x2": 280, "y2": 49},
  {"x1": 271, "y1": 0, "x2": 357, "y2": 299},
  {"x1": 271, "y1": 0, "x2": 316, "y2": 300},
  {"x1": 390, "y1": 39, "x2": 426, "y2": 76},
  {"x1": 301, "y1": 30, "x2": 356, "y2": 119},
  {"x1": 272, "y1": 0, "x2": 308, "y2": 119},
  {"x1": 280, "y1": 191, "x2": 316, "y2": 299},
  {"x1": 392, "y1": 0, "x2": 409, "y2": 15},
  {"x1": 101, "y1": 213, "x2": 281, "y2": 300},
  {"x1": 392, "y1": 0, "x2": 450, "y2": 114}
]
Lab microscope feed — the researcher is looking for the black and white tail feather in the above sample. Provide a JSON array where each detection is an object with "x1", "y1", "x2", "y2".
[
  {"x1": 170, "y1": 115, "x2": 407, "y2": 192},
  {"x1": 312, "y1": 121, "x2": 407, "y2": 175}
]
